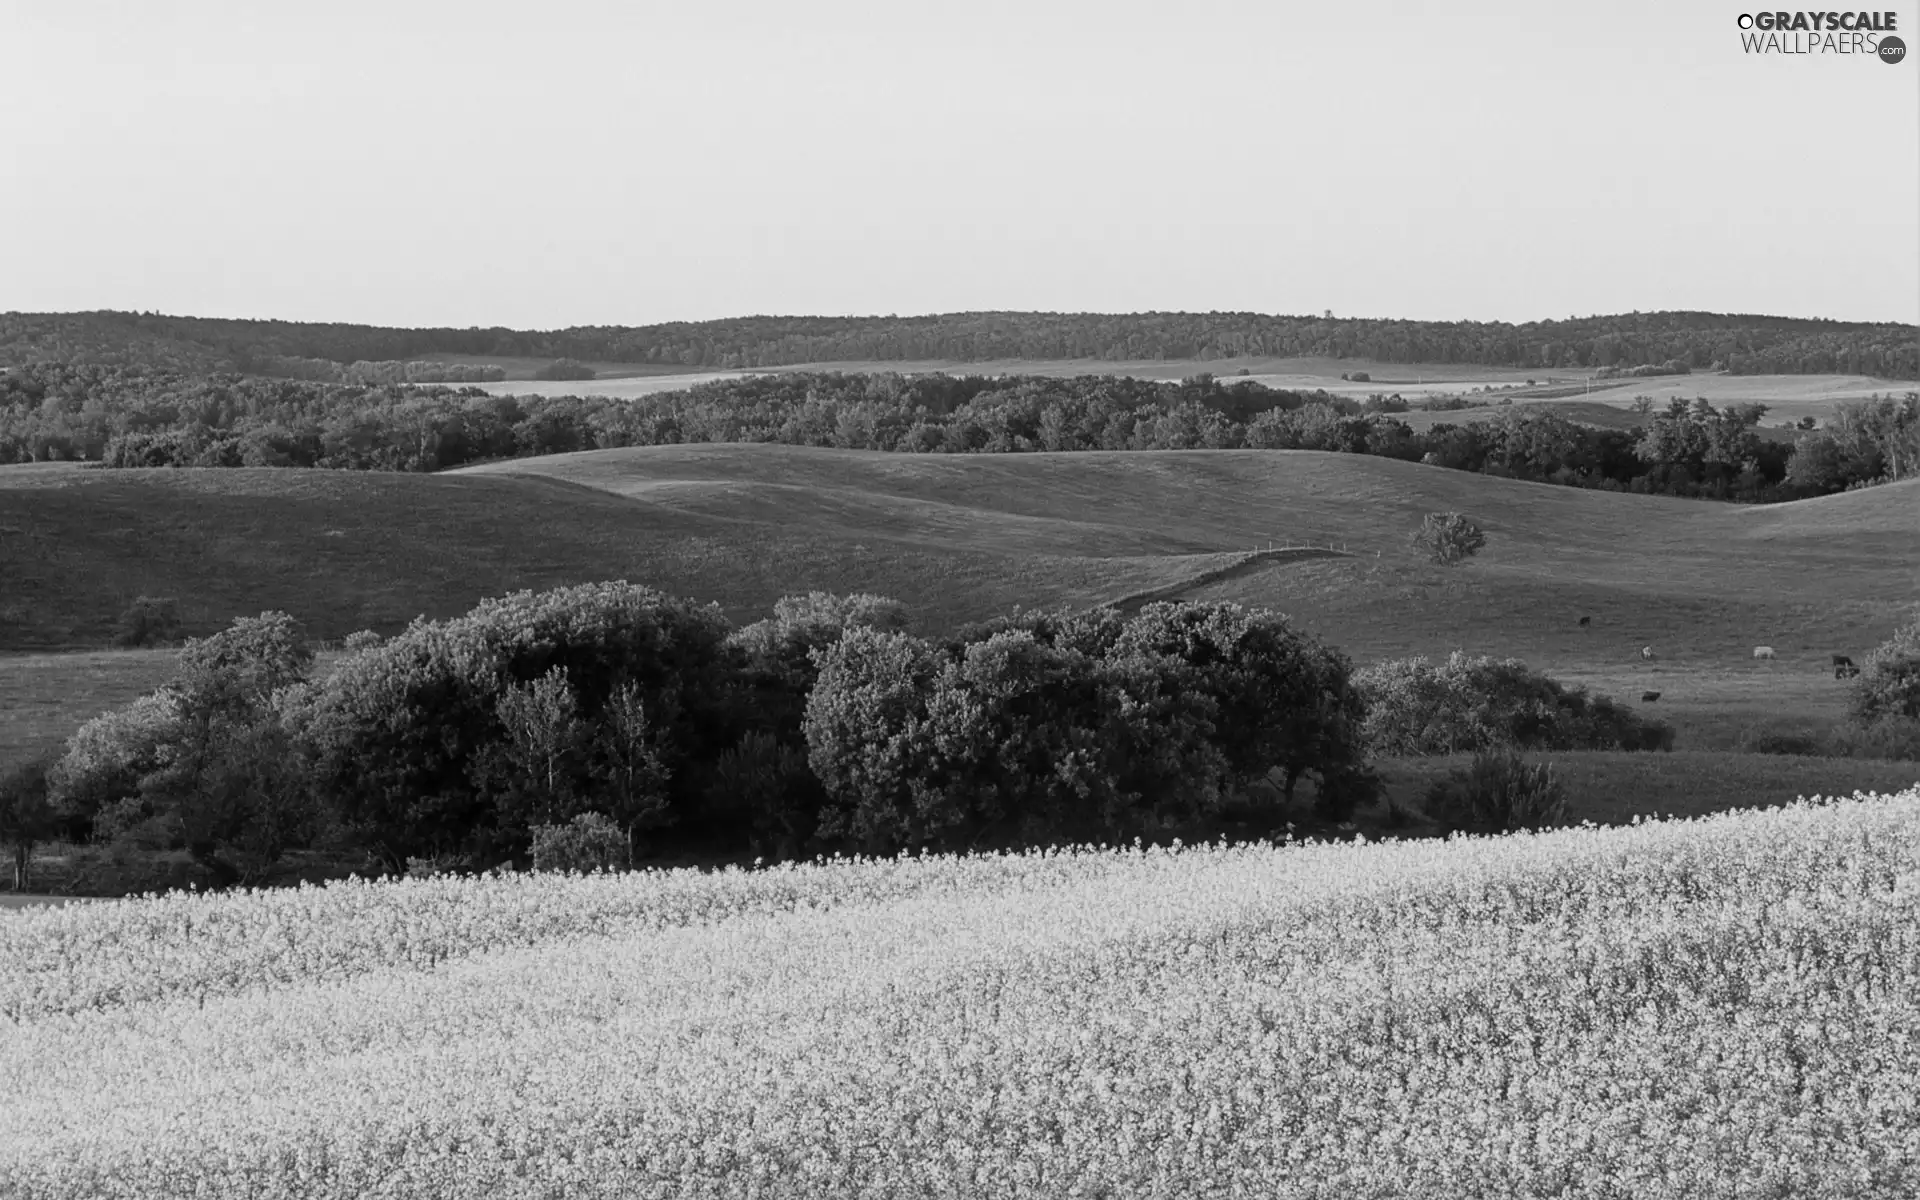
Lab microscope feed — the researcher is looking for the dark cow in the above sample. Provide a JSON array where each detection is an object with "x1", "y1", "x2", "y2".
[
  {"x1": 1640, "y1": 691, "x2": 1661, "y2": 702},
  {"x1": 1578, "y1": 616, "x2": 1591, "y2": 628},
  {"x1": 1832, "y1": 655, "x2": 1855, "y2": 669}
]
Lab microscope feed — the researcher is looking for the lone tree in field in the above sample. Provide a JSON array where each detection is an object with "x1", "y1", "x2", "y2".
[{"x1": 1413, "y1": 511, "x2": 1487, "y2": 566}]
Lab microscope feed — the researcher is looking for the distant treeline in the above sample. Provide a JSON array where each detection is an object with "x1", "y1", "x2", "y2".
[
  {"x1": 258, "y1": 356, "x2": 508, "y2": 385},
  {"x1": 4, "y1": 365, "x2": 1916, "y2": 501},
  {"x1": 2, "y1": 308, "x2": 1914, "y2": 377}
]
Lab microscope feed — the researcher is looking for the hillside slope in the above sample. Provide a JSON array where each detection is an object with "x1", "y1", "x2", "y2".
[
  {"x1": 470, "y1": 446, "x2": 1918, "y2": 664},
  {"x1": 5, "y1": 450, "x2": 1912, "y2": 667},
  {"x1": 0, "y1": 460, "x2": 1239, "y2": 650}
]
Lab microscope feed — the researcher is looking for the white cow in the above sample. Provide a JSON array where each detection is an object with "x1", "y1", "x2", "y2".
[
  {"x1": 1753, "y1": 645, "x2": 1775, "y2": 660},
  {"x1": 1640, "y1": 646, "x2": 1655, "y2": 661}
]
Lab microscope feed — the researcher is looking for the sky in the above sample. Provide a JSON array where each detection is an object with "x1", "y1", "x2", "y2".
[{"x1": 3, "y1": 0, "x2": 1917, "y2": 329}]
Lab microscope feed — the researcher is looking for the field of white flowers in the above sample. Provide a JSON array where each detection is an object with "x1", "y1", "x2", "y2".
[{"x1": 5, "y1": 788, "x2": 1920, "y2": 1199}]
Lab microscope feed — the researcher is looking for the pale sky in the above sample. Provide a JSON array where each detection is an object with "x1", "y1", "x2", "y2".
[{"x1": 4, "y1": 0, "x2": 1917, "y2": 328}]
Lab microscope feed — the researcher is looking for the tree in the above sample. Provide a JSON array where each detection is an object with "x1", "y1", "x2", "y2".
[
  {"x1": 0, "y1": 761, "x2": 57, "y2": 891},
  {"x1": 593, "y1": 680, "x2": 673, "y2": 855},
  {"x1": 1413, "y1": 511, "x2": 1488, "y2": 565},
  {"x1": 112, "y1": 596, "x2": 182, "y2": 648},
  {"x1": 475, "y1": 667, "x2": 590, "y2": 833}
]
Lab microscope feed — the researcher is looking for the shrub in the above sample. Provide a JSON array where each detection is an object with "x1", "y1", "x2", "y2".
[
  {"x1": 1851, "y1": 618, "x2": 1920, "y2": 725},
  {"x1": 529, "y1": 812, "x2": 630, "y2": 873},
  {"x1": 1421, "y1": 750, "x2": 1567, "y2": 835},
  {"x1": 342, "y1": 630, "x2": 383, "y2": 652},
  {"x1": 1355, "y1": 652, "x2": 1671, "y2": 756},
  {"x1": 112, "y1": 596, "x2": 182, "y2": 648},
  {"x1": 1734, "y1": 726, "x2": 1828, "y2": 757},
  {"x1": 1412, "y1": 512, "x2": 1487, "y2": 565},
  {"x1": 1826, "y1": 717, "x2": 1920, "y2": 762}
]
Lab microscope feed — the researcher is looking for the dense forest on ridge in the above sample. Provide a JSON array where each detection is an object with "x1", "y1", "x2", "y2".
[{"x1": 2, "y1": 309, "x2": 1914, "y2": 378}]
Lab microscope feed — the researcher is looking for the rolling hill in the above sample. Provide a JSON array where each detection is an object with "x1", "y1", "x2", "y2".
[{"x1": 6, "y1": 446, "x2": 1910, "y2": 660}]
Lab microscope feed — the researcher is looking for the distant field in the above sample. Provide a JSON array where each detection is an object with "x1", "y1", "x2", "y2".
[
  {"x1": 412, "y1": 353, "x2": 707, "y2": 381},
  {"x1": 468, "y1": 359, "x2": 1911, "y2": 422}
]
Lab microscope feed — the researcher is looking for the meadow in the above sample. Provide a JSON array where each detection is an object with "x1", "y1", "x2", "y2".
[
  {"x1": 4, "y1": 789, "x2": 1918, "y2": 1197},
  {"x1": 470, "y1": 360, "x2": 1911, "y2": 421}
]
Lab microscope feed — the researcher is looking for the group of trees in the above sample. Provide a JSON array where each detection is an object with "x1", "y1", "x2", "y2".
[
  {"x1": 4, "y1": 309, "x2": 1915, "y2": 377},
  {"x1": 20, "y1": 585, "x2": 1911, "y2": 891},
  {"x1": 4, "y1": 365, "x2": 1912, "y2": 500},
  {"x1": 14, "y1": 587, "x2": 1371, "y2": 886}
]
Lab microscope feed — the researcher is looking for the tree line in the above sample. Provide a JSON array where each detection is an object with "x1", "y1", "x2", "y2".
[
  {"x1": 7, "y1": 583, "x2": 1691, "y2": 890},
  {"x1": 3, "y1": 365, "x2": 1914, "y2": 500},
  {"x1": 3, "y1": 309, "x2": 1914, "y2": 377}
]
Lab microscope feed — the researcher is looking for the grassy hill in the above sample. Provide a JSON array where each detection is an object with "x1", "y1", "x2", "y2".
[{"x1": 4, "y1": 447, "x2": 1913, "y2": 763}]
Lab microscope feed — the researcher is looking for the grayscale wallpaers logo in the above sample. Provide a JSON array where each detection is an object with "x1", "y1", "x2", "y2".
[{"x1": 1735, "y1": 10, "x2": 1907, "y2": 58}]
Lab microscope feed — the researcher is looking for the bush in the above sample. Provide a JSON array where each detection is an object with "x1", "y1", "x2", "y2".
[
  {"x1": 1412, "y1": 512, "x2": 1487, "y2": 565},
  {"x1": 112, "y1": 596, "x2": 182, "y2": 648},
  {"x1": 1421, "y1": 750, "x2": 1567, "y2": 835},
  {"x1": 1851, "y1": 618, "x2": 1920, "y2": 725},
  {"x1": 1734, "y1": 726, "x2": 1828, "y2": 757},
  {"x1": 1355, "y1": 652, "x2": 1672, "y2": 756},
  {"x1": 1826, "y1": 717, "x2": 1920, "y2": 762},
  {"x1": 529, "y1": 812, "x2": 630, "y2": 873}
]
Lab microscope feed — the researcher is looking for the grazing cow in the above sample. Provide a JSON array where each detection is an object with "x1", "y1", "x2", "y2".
[
  {"x1": 1578, "y1": 616, "x2": 1591, "y2": 628},
  {"x1": 1832, "y1": 655, "x2": 1855, "y2": 669},
  {"x1": 1640, "y1": 646, "x2": 1655, "y2": 661},
  {"x1": 1753, "y1": 646, "x2": 1775, "y2": 660},
  {"x1": 1641, "y1": 691, "x2": 1661, "y2": 702}
]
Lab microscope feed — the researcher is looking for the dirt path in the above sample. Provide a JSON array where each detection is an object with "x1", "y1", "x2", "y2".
[{"x1": 1104, "y1": 547, "x2": 1355, "y2": 614}]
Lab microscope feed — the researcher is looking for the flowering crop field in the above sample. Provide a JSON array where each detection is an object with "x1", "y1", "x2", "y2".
[{"x1": 5, "y1": 790, "x2": 1920, "y2": 1199}]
